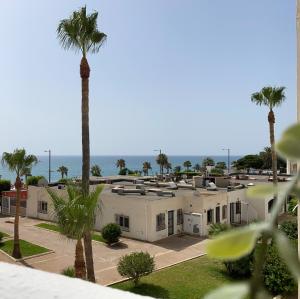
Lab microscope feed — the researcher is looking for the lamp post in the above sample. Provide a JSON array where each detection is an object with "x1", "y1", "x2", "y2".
[
  {"x1": 222, "y1": 148, "x2": 231, "y2": 175},
  {"x1": 154, "y1": 149, "x2": 162, "y2": 175},
  {"x1": 44, "y1": 149, "x2": 51, "y2": 183}
]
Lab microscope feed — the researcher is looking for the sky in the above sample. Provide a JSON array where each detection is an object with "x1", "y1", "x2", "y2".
[{"x1": 0, "y1": 0, "x2": 296, "y2": 156}]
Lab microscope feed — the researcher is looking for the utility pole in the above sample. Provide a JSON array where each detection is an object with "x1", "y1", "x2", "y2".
[{"x1": 44, "y1": 149, "x2": 51, "y2": 183}]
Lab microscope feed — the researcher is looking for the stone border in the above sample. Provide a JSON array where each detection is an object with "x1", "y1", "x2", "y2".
[
  {"x1": 0, "y1": 245, "x2": 55, "y2": 262},
  {"x1": 105, "y1": 253, "x2": 206, "y2": 286}
]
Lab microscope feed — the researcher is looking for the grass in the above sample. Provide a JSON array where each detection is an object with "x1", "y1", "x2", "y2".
[
  {"x1": 112, "y1": 256, "x2": 234, "y2": 299},
  {"x1": 35, "y1": 222, "x2": 105, "y2": 243},
  {"x1": 0, "y1": 239, "x2": 49, "y2": 258}
]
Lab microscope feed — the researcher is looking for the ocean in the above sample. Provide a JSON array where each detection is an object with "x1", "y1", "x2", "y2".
[{"x1": 0, "y1": 155, "x2": 241, "y2": 183}]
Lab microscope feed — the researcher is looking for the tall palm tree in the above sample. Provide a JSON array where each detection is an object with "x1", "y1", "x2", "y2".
[
  {"x1": 57, "y1": 6, "x2": 107, "y2": 282},
  {"x1": 47, "y1": 185, "x2": 102, "y2": 279},
  {"x1": 251, "y1": 86, "x2": 286, "y2": 193},
  {"x1": 57, "y1": 165, "x2": 68, "y2": 179},
  {"x1": 193, "y1": 163, "x2": 201, "y2": 172},
  {"x1": 202, "y1": 157, "x2": 215, "y2": 167},
  {"x1": 183, "y1": 160, "x2": 192, "y2": 171},
  {"x1": 173, "y1": 165, "x2": 181, "y2": 173},
  {"x1": 156, "y1": 153, "x2": 168, "y2": 175},
  {"x1": 165, "y1": 162, "x2": 172, "y2": 174},
  {"x1": 142, "y1": 162, "x2": 152, "y2": 176},
  {"x1": 91, "y1": 164, "x2": 101, "y2": 177},
  {"x1": 1, "y1": 149, "x2": 37, "y2": 258},
  {"x1": 116, "y1": 159, "x2": 126, "y2": 171}
]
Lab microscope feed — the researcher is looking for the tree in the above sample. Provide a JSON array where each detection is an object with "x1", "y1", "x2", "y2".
[
  {"x1": 116, "y1": 159, "x2": 126, "y2": 171},
  {"x1": 47, "y1": 185, "x2": 102, "y2": 279},
  {"x1": 156, "y1": 153, "x2": 168, "y2": 175},
  {"x1": 251, "y1": 86, "x2": 286, "y2": 194},
  {"x1": 193, "y1": 163, "x2": 201, "y2": 172},
  {"x1": 57, "y1": 6, "x2": 107, "y2": 282},
  {"x1": 183, "y1": 160, "x2": 192, "y2": 171},
  {"x1": 165, "y1": 162, "x2": 172, "y2": 174},
  {"x1": 142, "y1": 162, "x2": 152, "y2": 176},
  {"x1": 117, "y1": 252, "x2": 155, "y2": 286},
  {"x1": 102, "y1": 223, "x2": 121, "y2": 245},
  {"x1": 215, "y1": 162, "x2": 226, "y2": 170},
  {"x1": 210, "y1": 167, "x2": 224, "y2": 176},
  {"x1": 234, "y1": 155, "x2": 263, "y2": 172},
  {"x1": 1, "y1": 149, "x2": 37, "y2": 258},
  {"x1": 57, "y1": 165, "x2": 68, "y2": 179},
  {"x1": 173, "y1": 165, "x2": 181, "y2": 173},
  {"x1": 259, "y1": 146, "x2": 286, "y2": 171},
  {"x1": 202, "y1": 157, "x2": 215, "y2": 167},
  {"x1": 91, "y1": 164, "x2": 101, "y2": 177}
]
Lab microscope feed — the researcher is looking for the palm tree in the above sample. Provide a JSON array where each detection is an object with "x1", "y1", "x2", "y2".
[
  {"x1": 91, "y1": 164, "x2": 101, "y2": 177},
  {"x1": 47, "y1": 185, "x2": 102, "y2": 279},
  {"x1": 183, "y1": 160, "x2": 192, "y2": 171},
  {"x1": 57, "y1": 165, "x2": 68, "y2": 179},
  {"x1": 116, "y1": 159, "x2": 126, "y2": 171},
  {"x1": 202, "y1": 157, "x2": 215, "y2": 167},
  {"x1": 1, "y1": 149, "x2": 37, "y2": 258},
  {"x1": 165, "y1": 162, "x2": 172, "y2": 174},
  {"x1": 173, "y1": 165, "x2": 181, "y2": 173},
  {"x1": 193, "y1": 163, "x2": 201, "y2": 172},
  {"x1": 156, "y1": 153, "x2": 168, "y2": 175},
  {"x1": 251, "y1": 86, "x2": 286, "y2": 192},
  {"x1": 142, "y1": 162, "x2": 152, "y2": 176},
  {"x1": 57, "y1": 6, "x2": 107, "y2": 282}
]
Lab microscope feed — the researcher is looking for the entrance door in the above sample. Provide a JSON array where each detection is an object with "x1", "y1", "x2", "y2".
[
  {"x1": 168, "y1": 211, "x2": 174, "y2": 236},
  {"x1": 230, "y1": 203, "x2": 234, "y2": 223},
  {"x1": 216, "y1": 206, "x2": 220, "y2": 223}
]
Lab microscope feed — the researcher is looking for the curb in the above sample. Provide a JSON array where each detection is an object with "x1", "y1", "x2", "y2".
[{"x1": 0, "y1": 247, "x2": 54, "y2": 262}]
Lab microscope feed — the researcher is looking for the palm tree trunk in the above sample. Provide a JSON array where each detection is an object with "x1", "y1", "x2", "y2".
[
  {"x1": 74, "y1": 238, "x2": 86, "y2": 279},
  {"x1": 80, "y1": 56, "x2": 95, "y2": 282},
  {"x1": 12, "y1": 176, "x2": 22, "y2": 259}
]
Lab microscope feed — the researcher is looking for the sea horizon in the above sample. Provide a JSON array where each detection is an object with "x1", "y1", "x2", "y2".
[{"x1": 0, "y1": 155, "x2": 241, "y2": 182}]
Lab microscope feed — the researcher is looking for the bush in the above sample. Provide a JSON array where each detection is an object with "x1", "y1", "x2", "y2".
[
  {"x1": 288, "y1": 198, "x2": 298, "y2": 216},
  {"x1": 208, "y1": 223, "x2": 229, "y2": 237},
  {"x1": 26, "y1": 176, "x2": 45, "y2": 186},
  {"x1": 119, "y1": 168, "x2": 128, "y2": 176},
  {"x1": 0, "y1": 232, "x2": 4, "y2": 243},
  {"x1": 58, "y1": 178, "x2": 73, "y2": 185},
  {"x1": 102, "y1": 223, "x2": 121, "y2": 245},
  {"x1": 61, "y1": 266, "x2": 75, "y2": 278},
  {"x1": 263, "y1": 242, "x2": 297, "y2": 295},
  {"x1": 224, "y1": 252, "x2": 254, "y2": 278},
  {"x1": 0, "y1": 180, "x2": 11, "y2": 193},
  {"x1": 117, "y1": 252, "x2": 155, "y2": 286},
  {"x1": 279, "y1": 220, "x2": 297, "y2": 240},
  {"x1": 210, "y1": 168, "x2": 224, "y2": 176}
]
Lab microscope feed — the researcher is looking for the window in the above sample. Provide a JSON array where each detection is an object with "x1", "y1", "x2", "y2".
[
  {"x1": 115, "y1": 214, "x2": 130, "y2": 231},
  {"x1": 216, "y1": 206, "x2": 220, "y2": 223},
  {"x1": 236, "y1": 201, "x2": 241, "y2": 214},
  {"x1": 268, "y1": 199, "x2": 274, "y2": 213},
  {"x1": 156, "y1": 213, "x2": 166, "y2": 231},
  {"x1": 207, "y1": 209, "x2": 214, "y2": 224},
  {"x1": 38, "y1": 201, "x2": 48, "y2": 214},
  {"x1": 222, "y1": 205, "x2": 227, "y2": 219},
  {"x1": 177, "y1": 209, "x2": 183, "y2": 225}
]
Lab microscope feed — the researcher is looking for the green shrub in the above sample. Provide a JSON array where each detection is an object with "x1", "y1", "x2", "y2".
[
  {"x1": 279, "y1": 220, "x2": 297, "y2": 240},
  {"x1": 263, "y1": 242, "x2": 297, "y2": 295},
  {"x1": 26, "y1": 176, "x2": 45, "y2": 186},
  {"x1": 0, "y1": 232, "x2": 4, "y2": 243},
  {"x1": 61, "y1": 266, "x2": 75, "y2": 278},
  {"x1": 224, "y1": 252, "x2": 254, "y2": 278},
  {"x1": 288, "y1": 198, "x2": 298, "y2": 216},
  {"x1": 0, "y1": 180, "x2": 11, "y2": 193},
  {"x1": 102, "y1": 223, "x2": 121, "y2": 245},
  {"x1": 117, "y1": 252, "x2": 155, "y2": 286},
  {"x1": 119, "y1": 168, "x2": 128, "y2": 175},
  {"x1": 208, "y1": 223, "x2": 229, "y2": 237},
  {"x1": 58, "y1": 178, "x2": 73, "y2": 185},
  {"x1": 210, "y1": 168, "x2": 224, "y2": 176}
]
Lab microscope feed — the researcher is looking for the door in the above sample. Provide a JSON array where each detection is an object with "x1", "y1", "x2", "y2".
[
  {"x1": 230, "y1": 203, "x2": 234, "y2": 223},
  {"x1": 216, "y1": 206, "x2": 220, "y2": 223},
  {"x1": 168, "y1": 210, "x2": 174, "y2": 236}
]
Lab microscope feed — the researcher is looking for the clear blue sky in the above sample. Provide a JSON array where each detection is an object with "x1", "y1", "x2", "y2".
[{"x1": 0, "y1": 0, "x2": 296, "y2": 156}]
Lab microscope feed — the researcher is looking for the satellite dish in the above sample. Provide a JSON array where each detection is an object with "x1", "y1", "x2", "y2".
[{"x1": 37, "y1": 178, "x2": 48, "y2": 187}]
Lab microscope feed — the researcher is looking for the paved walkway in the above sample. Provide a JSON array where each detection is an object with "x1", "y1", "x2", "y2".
[{"x1": 0, "y1": 217, "x2": 207, "y2": 285}]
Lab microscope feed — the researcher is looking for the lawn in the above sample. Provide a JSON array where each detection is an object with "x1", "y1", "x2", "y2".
[
  {"x1": 112, "y1": 256, "x2": 234, "y2": 299},
  {"x1": 35, "y1": 222, "x2": 105, "y2": 243},
  {"x1": 0, "y1": 239, "x2": 49, "y2": 258}
]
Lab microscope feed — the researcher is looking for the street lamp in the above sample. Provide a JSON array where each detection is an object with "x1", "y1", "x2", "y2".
[
  {"x1": 44, "y1": 149, "x2": 51, "y2": 183},
  {"x1": 222, "y1": 148, "x2": 231, "y2": 175},
  {"x1": 154, "y1": 149, "x2": 162, "y2": 175}
]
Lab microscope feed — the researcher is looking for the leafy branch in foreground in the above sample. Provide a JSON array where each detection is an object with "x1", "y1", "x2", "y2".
[{"x1": 205, "y1": 122, "x2": 300, "y2": 299}]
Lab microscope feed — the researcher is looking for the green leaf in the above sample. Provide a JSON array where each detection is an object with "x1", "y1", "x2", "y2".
[
  {"x1": 275, "y1": 230, "x2": 300, "y2": 279},
  {"x1": 276, "y1": 123, "x2": 300, "y2": 160},
  {"x1": 204, "y1": 283, "x2": 249, "y2": 299},
  {"x1": 206, "y1": 223, "x2": 268, "y2": 260},
  {"x1": 247, "y1": 184, "x2": 275, "y2": 199}
]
